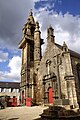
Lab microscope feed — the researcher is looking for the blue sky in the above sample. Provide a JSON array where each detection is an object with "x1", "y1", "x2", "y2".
[
  {"x1": 0, "y1": 0, "x2": 80, "y2": 82},
  {"x1": 35, "y1": 0, "x2": 80, "y2": 15}
]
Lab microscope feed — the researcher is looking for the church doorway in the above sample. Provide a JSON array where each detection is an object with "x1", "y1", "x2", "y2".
[{"x1": 48, "y1": 87, "x2": 54, "y2": 104}]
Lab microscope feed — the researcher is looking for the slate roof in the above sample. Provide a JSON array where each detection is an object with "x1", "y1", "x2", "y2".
[
  {"x1": 69, "y1": 49, "x2": 80, "y2": 58},
  {"x1": 0, "y1": 82, "x2": 20, "y2": 89},
  {"x1": 55, "y1": 43, "x2": 80, "y2": 59}
]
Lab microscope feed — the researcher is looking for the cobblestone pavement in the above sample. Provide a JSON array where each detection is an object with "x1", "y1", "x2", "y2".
[{"x1": 0, "y1": 106, "x2": 47, "y2": 120}]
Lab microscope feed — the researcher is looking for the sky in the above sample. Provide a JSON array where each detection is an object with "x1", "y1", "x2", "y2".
[{"x1": 0, "y1": 0, "x2": 80, "y2": 82}]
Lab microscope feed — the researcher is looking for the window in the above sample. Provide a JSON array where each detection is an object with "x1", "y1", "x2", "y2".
[
  {"x1": 1, "y1": 88, "x2": 6, "y2": 92},
  {"x1": 46, "y1": 59, "x2": 51, "y2": 74},
  {"x1": 9, "y1": 88, "x2": 11, "y2": 92},
  {"x1": 65, "y1": 48, "x2": 67, "y2": 51},
  {"x1": 6, "y1": 88, "x2": 10, "y2": 93},
  {"x1": 31, "y1": 27, "x2": 35, "y2": 36},
  {"x1": 12, "y1": 89, "x2": 16, "y2": 93},
  {"x1": 16, "y1": 89, "x2": 19, "y2": 93},
  {"x1": 30, "y1": 44, "x2": 34, "y2": 61}
]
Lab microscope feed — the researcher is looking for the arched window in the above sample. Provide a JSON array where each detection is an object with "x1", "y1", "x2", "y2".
[
  {"x1": 46, "y1": 59, "x2": 51, "y2": 74},
  {"x1": 31, "y1": 26, "x2": 35, "y2": 36}
]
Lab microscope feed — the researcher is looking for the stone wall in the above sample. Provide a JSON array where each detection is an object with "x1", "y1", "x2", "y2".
[
  {"x1": 38, "y1": 42, "x2": 67, "y2": 103},
  {"x1": 71, "y1": 56, "x2": 80, "y2": 103}
]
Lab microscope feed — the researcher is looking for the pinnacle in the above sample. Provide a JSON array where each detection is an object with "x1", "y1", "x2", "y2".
[
  {"x1": 36, "y1": 21, "x2": 39, "y2": 28},
  {"x1": 63, "y1": 41, "x2": 67, "y2": 46},
  {"x1": 28, "y1": 9, "x2": 35, "y2": 24},
  {"x1": 48, "y1": 24, "x2": 53, "y2": 29},
  {"x1": 29, "y1": 9, "x2": 33, "y2": 16}
]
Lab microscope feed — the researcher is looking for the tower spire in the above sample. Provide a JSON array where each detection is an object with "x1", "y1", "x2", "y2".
[
  {"x1": 29, "y1": 9, "x2": 33, "y2": 16},
  {"x1": 28, "y1": 9, "x2": 35, "y2": 24}
]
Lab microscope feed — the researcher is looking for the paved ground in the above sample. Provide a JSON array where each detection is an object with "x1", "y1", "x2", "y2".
[{"x1": 0, "y1": 106, "x2": 47, "y2": 120}]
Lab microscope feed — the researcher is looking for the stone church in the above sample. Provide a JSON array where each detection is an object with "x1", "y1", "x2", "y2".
[{"x1": 18, "y1": 10, "x2": 80, "y2": 108}]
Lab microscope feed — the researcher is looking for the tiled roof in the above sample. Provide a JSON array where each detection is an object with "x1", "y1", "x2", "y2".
[{"x1": 0, "y1": 82, "x2": 20, "y2": 89}]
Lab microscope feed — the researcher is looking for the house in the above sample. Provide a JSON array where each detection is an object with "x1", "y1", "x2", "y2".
[{"x1": 0, "y1": 82, "x2": 20, "y2": 105}]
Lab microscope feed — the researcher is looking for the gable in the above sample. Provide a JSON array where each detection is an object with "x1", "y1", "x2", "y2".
[
  {"x1": 55, "y1": 43, "x2": 80, "y2": 59},
  {"x1": 41, "y1": 42, "x2": 62, "y2": 63},
  {"x1": 38, "y1": 43, "x2": 62, "y2": 79}
]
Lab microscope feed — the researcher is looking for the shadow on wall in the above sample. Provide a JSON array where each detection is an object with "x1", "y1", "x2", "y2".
[{"x1": 8, "y1": 118, "x2": 19, "y2": 120}]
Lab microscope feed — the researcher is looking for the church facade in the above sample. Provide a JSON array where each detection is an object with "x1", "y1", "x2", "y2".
[{"x1": 18, "y1": 10, "x2": 80, "y2": 108}]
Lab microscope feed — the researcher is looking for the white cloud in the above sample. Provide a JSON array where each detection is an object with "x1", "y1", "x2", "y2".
[
  {"x1": 8, "y1": 56, "x2": 21, "y2": 80},
  {"x1": 0, "y1": 56, "x2": 21, "y2": 82},
  {"x1": 34, "y1": 8, "x2": 80, "y2": 53},
  {"x1": 0, "y1": 50, "x2": 8, "y2": 62}
]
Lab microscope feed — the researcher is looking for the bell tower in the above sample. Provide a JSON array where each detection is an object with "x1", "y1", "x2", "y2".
[
  {"x1": 18, "y1": 10, "x2": 43, "y2": 105},
  {"x1": 19, "y1": 10, "x2": 35, "y2": 104}
]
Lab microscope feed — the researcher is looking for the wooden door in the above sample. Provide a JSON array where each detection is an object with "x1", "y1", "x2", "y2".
[{"x1": 48, "y1": 87, "x2": 54, "y2": 104}]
